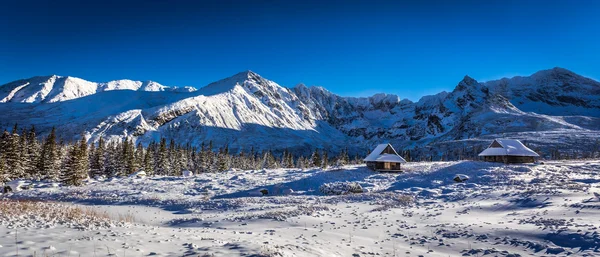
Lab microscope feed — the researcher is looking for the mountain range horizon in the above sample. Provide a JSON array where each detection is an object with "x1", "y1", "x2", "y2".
[
  {"x1": 1, "y1": 66, "x2": 585, "y2": 103},
  {"x1": 0, "y1": 66, "x2": 598, "y2": 159}
]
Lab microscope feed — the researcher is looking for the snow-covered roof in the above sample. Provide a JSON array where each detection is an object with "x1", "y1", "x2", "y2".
[
  {"x1": 478, "y1": 139, "x2": 540, "y2": 157},
  {"x1": 370, "y1": 153, "x2": 407, "y2": 163},
  {"x1": 364, "y1": 143, "x2": 407, "y2": 163}
]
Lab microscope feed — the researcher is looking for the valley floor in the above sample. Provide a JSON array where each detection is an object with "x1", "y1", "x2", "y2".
[{"x1": 1, "y1": 160, "x2": 600, "y2": 256}]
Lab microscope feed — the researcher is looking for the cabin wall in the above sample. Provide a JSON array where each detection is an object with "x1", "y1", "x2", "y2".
[
  {"x1": 507, "y1": 156, "x2": 535, "y2": 163},
  {"x1": 366, "y1": 161, "x2": 402, "y2": 171},
  {"x1": 482, "y1": 156, "x2": 535, "y2": 163}
]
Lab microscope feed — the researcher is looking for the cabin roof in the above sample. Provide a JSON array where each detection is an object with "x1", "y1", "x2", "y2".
[
  {"x1": 478, "y1": 139, "x2": 540, "y2": 157},
  {"x1": 364, "y1": 143, "x2": 407, "y2": 163}
]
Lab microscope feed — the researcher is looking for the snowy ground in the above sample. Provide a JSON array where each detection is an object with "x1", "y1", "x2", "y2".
[{"x1": 1, "y1": 160, "x2": 600, "y2": 256}]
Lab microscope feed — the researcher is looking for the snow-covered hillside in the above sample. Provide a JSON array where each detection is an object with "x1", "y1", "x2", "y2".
[
  {"x1": 0, "y1": 68, "x2": 598, "y2": 156},
  {"x1": 2, "y1": 161, "x2": 599, "y2": 256}
]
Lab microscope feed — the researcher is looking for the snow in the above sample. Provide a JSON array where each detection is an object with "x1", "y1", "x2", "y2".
[
  {"x1": 129, "y1": 170, "x2": 147, "y2": 178},
  {"x1": 478, "y1": 139, "x2": 540, "y2": 157},
  {"x1": 5, "y1": 180, "x2": 28, "y2": 191},
  {"x1": 1, "y1": 160, "x2": 599, "y2": 256},
  {"x1": 364, "y1": 143, "x2": 407, "y2": 163}
]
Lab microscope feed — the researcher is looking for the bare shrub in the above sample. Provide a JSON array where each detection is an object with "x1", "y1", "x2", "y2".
[
  {"x1": 319, "y1": 182, "x2": 363, "y2": 195},
  {"x1": 371, "y1": 193, "x2": 415, "y2": 212}
]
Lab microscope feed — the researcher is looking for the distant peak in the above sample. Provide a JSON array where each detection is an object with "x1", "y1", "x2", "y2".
[
  {"x1": 462, "y1": 75, "x2": 477, "y2": 83},
  {"x1": 34, "y1": 74, "x2": 60, "y2": 80},
  {"x1": 231, "y1": 70, "x2": 261, "y2": 80},
  {"x1": 457, "y1": 75, "x2": 480, "y2": 87},
  {"x1": 551, "y1": 67, "x2": 571, "y2": 72},
  {"x1": 533, "y1": 67, "x2": 574, "y2": 76}
]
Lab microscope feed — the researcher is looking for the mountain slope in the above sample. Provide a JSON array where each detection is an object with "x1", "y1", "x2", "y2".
[{"x1": 0, "y1": 68, "x2": 598, "y2": 156}]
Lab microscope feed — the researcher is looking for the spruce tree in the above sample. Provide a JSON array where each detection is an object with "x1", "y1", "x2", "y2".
[
  {"x1": 19, "y1": 128, "x2": 29, "y2": 179},
  {"x1": 112, "y1": 140, "x2": 125, "y2": 177},
  {"x1": 127, "y1": 139, "x2": 136, "y2": 174},
  {"x1": 61, "y1": 144, "x2": 80, "y2": 186},
  {"x1": 321, "y1": 150, "x2": 328, "y2": 168},
  {"x1": 198, "y1": 142, "x2": 207, "y2": 172},
  {"x1": 135, "y1": 142, "x2": 144, "y2": 172},
  {"x1": 38, "y1": 127, "x2": 60, "y2": 181},
  {"x1": 155, "y1": 138, "x2": 169, "y2": 175},
  {"x1": 78, "y1": 135, "x2": 89, "y2": 178},
  {"x1": 143, "y1": 142, "x2": 155, "y2": 176},
  {"x1": 0, "y1": 153, "x2": 7, "y2": 183},
  {"x1": 90, "y1": 137, "x2": 106, "y2": 178},
  {"x1": 311, "y1": 149, "x2": 321, "y2": 168},
  {"x1": 5, "y1": 127, "x2": 24, "y2": 179},
  {"x1": 104, "y1": 141, "x2": 118, "y2": 177},
  {"x1": 26, "y1": 126, "x2": 41, "y2": 180},
  {"x1": 343, "y1": 147, "x2": 350, "y2": 164},
  {"x1": 217, "y1": 152, "x2": 228, "y2": 172}
]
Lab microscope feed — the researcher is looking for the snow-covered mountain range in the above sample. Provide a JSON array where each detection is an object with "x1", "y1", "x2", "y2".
[{"x1": 1, "y1": 68, "x2": 598, "y2": 157}]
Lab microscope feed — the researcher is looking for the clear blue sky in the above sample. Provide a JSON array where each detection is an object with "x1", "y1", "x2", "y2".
[{"x1": 1, "y1": 0, "x2": 598, "y2": 101}]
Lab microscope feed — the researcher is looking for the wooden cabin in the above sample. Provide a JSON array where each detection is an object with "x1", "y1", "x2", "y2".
[
  {"x1": 364, "y1": 143, "x2": 407, "y2": 171},
  {"x1": 478, "y1": 139, "x2": 539, "y2": 163}
]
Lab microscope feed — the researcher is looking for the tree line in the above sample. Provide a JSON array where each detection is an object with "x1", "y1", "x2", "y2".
[{"x1": 0, "y1": 125, "x2": 362, "y2": 186}]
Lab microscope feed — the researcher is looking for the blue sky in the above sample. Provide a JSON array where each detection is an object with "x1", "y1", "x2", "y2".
[{"x1": 1, "y1": 0, "x2": 598, "y2": 101}]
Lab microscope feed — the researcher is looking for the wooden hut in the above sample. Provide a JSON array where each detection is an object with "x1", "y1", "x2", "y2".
[
  {"x1": 364, "y1": 143, "x2": 407, "y2": 171},
  {"x1": 478, "y1": 139, "x2": 539, "y2": 163}
]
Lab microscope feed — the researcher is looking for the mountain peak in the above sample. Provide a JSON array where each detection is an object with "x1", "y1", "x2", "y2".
[
  {"x1": 461, "y1": 75, "x2": 477, "y2": 84},
  {"x1": 198, "y1": 70, "x2": 272, "y2": 96},
  {"x1": 230, "y1": 70, "x2": 261, "y2": 80},
  {"x1": 530, "y1": 67, "x2": 577, "y2": 79}
]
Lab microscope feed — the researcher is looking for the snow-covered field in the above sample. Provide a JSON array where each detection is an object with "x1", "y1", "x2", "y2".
[{"x1": 1, "y1": 160, "x2": 600, "y2": 256}]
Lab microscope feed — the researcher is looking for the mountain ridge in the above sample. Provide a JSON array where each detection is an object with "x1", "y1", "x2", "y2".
[{"x1": 0, "y1": 67, "x2": 598, "y2": 157}]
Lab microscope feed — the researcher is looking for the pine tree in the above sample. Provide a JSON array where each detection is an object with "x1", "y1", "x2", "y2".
[
  {"x1": 0, "y1": 153, "x2": 7, "y2": 183},
  {"x1": 198, "y1": 142, "x2": 208, "y2": 172},
  {"x1": 167, "y1": 139, "x2": 179, "y2": 175},
  {"x1": 120, "y1": 139, "x2": 134, "y2": 175},
  {"x1": 296, "y1": 156, "x2": 305, "y2": 169},
  {"x1": 217, "y1": 152, "x2": 228, "y2": 172},
  {"x1": 90, "y1": 137, "x2": 106, "y2": 178},
  {"x1": 143, "y1": 142, "x2": 155, "y2": 176},
  {"x1": 5, "y1": 126, "x2": 25, "y2": 180},
  {"x1": 155, "y1": 138, "x2": 169, "y2": 175},
  {"x1": 249, "y1": 146, "x2": 257, "y2": 170},
  {"x1": 321, "y1": 150, "x2": 328, "y2": 169},
  {"x1": 311, "y1": 149, "x2": 321, "y2": 168},
  {"x1": 286, "y1": 151, "x2": 294, "y2": 168},
  {"x1": 25, "y1": 126, "x2": 41, "y2": 180},
  {"x1": 61, "y1": 143, "x2": 81, "y2": 186},
  {"x1": 281, "y1": 149, "x2": 288, "y2": 168},
  {"x1": 104, "y1": 141, "x2": 118, "y2": 177},
  {"x1": 113, "y1": 140, "x2": 126, "y2": 177},
  {"x1": 38, "y1": 127, "x2": 61, "y2": 181},
  {"x1": 343, "y1": 147, "x2": 350, "y2": 164},
  {"x1": 135, "y1": 142, "x2": 144, "y2": 172}
]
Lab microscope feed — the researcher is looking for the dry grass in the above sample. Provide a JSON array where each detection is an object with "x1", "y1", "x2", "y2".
[
  {"x1": 117, "y1": 211, "x2": 136, "y2": 223},
  {"x1": 0, "y1": 199, "x2": 110, "y2": 219},
  {"x1": 0, "y1": 199, "x2": 132, "y2": 230}
]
